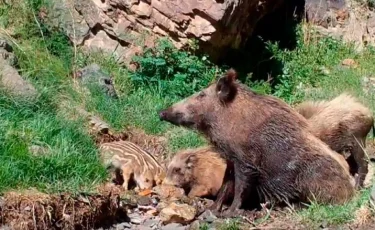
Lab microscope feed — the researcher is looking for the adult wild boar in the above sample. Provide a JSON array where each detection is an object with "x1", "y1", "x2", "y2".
[
  {"x1": 295, "y1": 94, "x2": 374, "y2": 189},
  {"x1": 158, "y1": 69, "x2": 355, "y2": 217}
]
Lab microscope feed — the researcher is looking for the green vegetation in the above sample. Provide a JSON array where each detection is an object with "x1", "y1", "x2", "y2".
[
  {"x1": 299, "y1": 190, "x2": 372, "y2": 227},
  {"x1": 131, "y1": 38, "x2": 221, "y2": 98},
  {"x1": 219, "y1": 219, "x2": 241, "y2": 230},
  {"x1": 0, "y1": 91, "x2": 107, "y2": 193},
  {"x1": 268, "y1": 25, "x2": 375, "y2": 108},
  {"x1": 1, "y1": 0, "x2": 375, "y2": 228}
]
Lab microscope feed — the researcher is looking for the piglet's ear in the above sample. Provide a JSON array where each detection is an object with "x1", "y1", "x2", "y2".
[
  {"x1": 186, "y1": 155, "x2": 196, "y2": 169},
  {"x1": 216, "y1": 68, "x2": 238, "y2": 103}
]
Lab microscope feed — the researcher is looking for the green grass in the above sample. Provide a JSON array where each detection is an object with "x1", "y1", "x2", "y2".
[
  {"x1": 1, "y1": 0, "x2": 375, "y2": 228},
  {"x1": 218, "y1": 219, "x2": 241, "y2": 230},
  {"x1": 298, "y1": 189, "x2": 373, "y2": 227},
  {"x1": 0, "y1": 90, "x2": 107, "y2": 193}
]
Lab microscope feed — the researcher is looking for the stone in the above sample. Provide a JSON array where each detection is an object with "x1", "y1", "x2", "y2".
[
  {"x1": 0, "y1": 38, "x2": 13, "y2": 53},
  {"x1": 137, "y1": 226, "x2": 153, "y2": 230},
  {"x1": 84, "y1": 30, "x2": 121, "y2": 54},
  {"x1": 0, "y1": 225, "x2": 12, "y2": 230},
  {"x1": 197, "y1": 210, "x2": 217, "y2": 223},
  {"x1": 117, "y1": 0, "x2": 140, "y2": 9},
  {"x1": 116, "y1": 222, "x2": 132, "y2": 229},
  {"x1": 186, "y1": 15, "x2": 216, "y2": 38},
  {"x1": 44, "y1": 0, "x2": 90, "y2": 45},
  {"x1": 131, "y1": 1, "x2": 152, "y2": 18},
  {"x1": 0, "y1": 38, "x2": 16, "y2": 66},
  {"x1": 161, "y1": 223, "x2": 186, "y2": 230},
  {"x1": 152, "y1": 185, "x2": 185, "y2": 201},
  {"x1": 188, "y1": 220, "x2": 200, "y2": 230},
  {"x1": 76, "y1": 63, "x2": 118, "y2": 98},
  {"x1": 143, "y1": 218, "x2": 160, "y2": 228},
  {"x1": 0, "y1": 58, "x2": 37, "y2": 99},
  {"x1": 74, "y1": 0, "x2": 102, "y2": 28},
  {"x1": 151, "y1": 9, "x2": 177, "y2": 33},
  {"x1": 128, "y1": 212, "x2": 144, "y2": 225},
  {"x1": 43, "y1": 0, "x2": 286, "y2": 62},
  {"x1": 136, "y1": 196, "x2": 153, "y2": 206},
  {"x1": 305, "y1": 0, "x2": 346, "y2": 27},
  {"x1": 341, "y1": 58, "x2": 358, "y2": 68},
  {"x1": 89, "y1": 115, "x2": 111, "y2": 134},
  {"x1": 307, "y1": 1, "x2": 375, "y2": 51},
  {"x1": 159, "y1": 202, "x2": 196, "y2": 225}
]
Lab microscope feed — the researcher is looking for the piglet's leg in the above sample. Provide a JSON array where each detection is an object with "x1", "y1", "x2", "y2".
[
  {"x1": 121, "y1": 167, "x2": 132, "y2": 191},
  {"x1": 209, "y1": 160, "x2": 234, "y2": 213},
  {"x1": 188, "y1": 185, "x2": 210, "y2": 198}
]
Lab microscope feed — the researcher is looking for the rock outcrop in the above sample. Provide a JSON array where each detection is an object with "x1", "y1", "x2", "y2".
[
  {"x1": 43, "y1": 0, "x2": 284, "y2": 64},
  {"x1": 305, "y1": 0, "x2": 375, "y2": 51},
  {"x1": 0, "y1": 38, "x2": 37, "y2": 99}
]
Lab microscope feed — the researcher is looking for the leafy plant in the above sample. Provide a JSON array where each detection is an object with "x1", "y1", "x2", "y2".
[
  {"x1": 130, "y1": 38, "x2": 222, "y2": 98},
  {"x1": 267, "y1": 26, "x2": 355, "y2": 103}
]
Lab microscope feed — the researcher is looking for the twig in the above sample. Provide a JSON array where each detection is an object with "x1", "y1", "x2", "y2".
[
  {"x1": 32, "y1": 204, "x2": 37, "y2": 230},
  {"x1": 67, "y1": 1, "x2": 78, "y2": 77},
  {"x1": 31, "y1": 8, "x2": 50, "y2": 59}
]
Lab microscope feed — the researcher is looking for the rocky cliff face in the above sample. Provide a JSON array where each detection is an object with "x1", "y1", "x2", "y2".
[
  {"x1": 43, "y1": 0, "x2": 375, "y2": 68},
  {"x1": 44, "y1": 0, "x2": 284, "y2": 65}
]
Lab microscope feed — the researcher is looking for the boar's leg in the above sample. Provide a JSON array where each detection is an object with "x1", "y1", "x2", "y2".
[
  {"x1": 209, "y1": 160, "x2": 235, "y2": 213},
  {"x1": 221, "y1": 163, "x2": 255, "y2": 218},
  {"x1": 352, "y1": 140, "x2": 368, "y2": 189},
  {"x1": 346, "y1": 153, "x2": 358, "y2": 176}
]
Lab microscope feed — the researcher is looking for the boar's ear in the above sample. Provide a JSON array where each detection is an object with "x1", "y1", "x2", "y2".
[{"x1": 216, "y1": 68, "x2": 238, "y2": 103}]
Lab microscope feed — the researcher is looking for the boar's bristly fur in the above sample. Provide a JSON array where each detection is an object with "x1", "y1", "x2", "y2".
[
  {"x1": 295, "y1": 94, "x2": 374, "y2": 189},
  {"x1": 159, "y1": 69, "x2": 355, "y2": 216}
]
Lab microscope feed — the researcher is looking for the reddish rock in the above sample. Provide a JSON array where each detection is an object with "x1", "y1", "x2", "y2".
[{"x1": 45, "y1": 0, "x2": 285, "y2": 63}]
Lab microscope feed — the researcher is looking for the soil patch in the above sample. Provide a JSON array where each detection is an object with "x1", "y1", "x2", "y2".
[{"x1": 0, "y1": 185, "x2": 126, "y2": 230}]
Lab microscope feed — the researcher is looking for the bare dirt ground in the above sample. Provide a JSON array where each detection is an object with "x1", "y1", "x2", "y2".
[
  {"x1": 0, "y1": 185, "x2": 125, "y2": 230},
  {"x1": 0, "y1": 178, "x2": 374, "y2": 230},
  {"x1": 1, "y1": 131, "x2": 374, "y2": 230}
]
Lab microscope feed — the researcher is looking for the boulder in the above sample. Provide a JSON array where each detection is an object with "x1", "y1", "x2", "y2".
[
  {"x1": 0, "y1": 37, "x2": 17, "y2": 66},
  {"x1": 43, "y1": 0, "x2": 285, "y2": 62},
  {"x1": 0, "y1": 57, "x2": 37, "y2": 99},
  {"x1": 43, "y1": 0, "x2": 90, "y2": 45},
  {"x1": 75, "y1": 63, "x2": 119, "y2": 99},
  {"x1": 159, "y1": 202, "x2": 196, "y2": 225}
]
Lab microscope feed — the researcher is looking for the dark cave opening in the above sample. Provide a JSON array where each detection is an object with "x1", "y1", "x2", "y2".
[{"x1": 216, "y1": 0, "x2": 306, "y2": 86}]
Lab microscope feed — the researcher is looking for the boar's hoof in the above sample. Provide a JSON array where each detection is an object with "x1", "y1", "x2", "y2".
[
  {"x1": 208, "y1": 201, "x2": 223, "y2": 213},
  {"x1": 220, "y1": 208, "x2": 245, "y2": 218},
  {"x1": 354, "y1": 174, "x2": 363, "y2": 190}
]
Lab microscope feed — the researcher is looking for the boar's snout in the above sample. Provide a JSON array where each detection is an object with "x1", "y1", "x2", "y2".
[
  {"x1": 158, "y1": 109, "x2": 169, "y2": 121},
  {"x1": 159, "y1": 107, "x2": 196, "y2": 127},
  {"x1": 158, "y1": 108, "x2": 184, "y2": 124}
]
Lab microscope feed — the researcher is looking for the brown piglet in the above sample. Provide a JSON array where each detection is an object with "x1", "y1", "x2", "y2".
[{"x1": 163, "y1": 146, "x2": 226, "y2": 198}]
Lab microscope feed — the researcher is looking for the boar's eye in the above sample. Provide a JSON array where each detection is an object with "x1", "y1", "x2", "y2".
[
  {"x1": 173, "y1": 168, "x2": 181, "y2": 173},
  {"x1": 197, "y1": 91, "x2": 206, "y2": 99}
]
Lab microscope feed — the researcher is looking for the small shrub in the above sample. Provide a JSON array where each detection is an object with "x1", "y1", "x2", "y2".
[
  {"x1": 244, "y1": 73, "x2": 273, "y2": 95},
  {"x1": 130, "y1": 38, "x2": 222, "y2": 98},
  {"x1": 267, "y1": 26, "x2": 355, "y2": 103}
]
